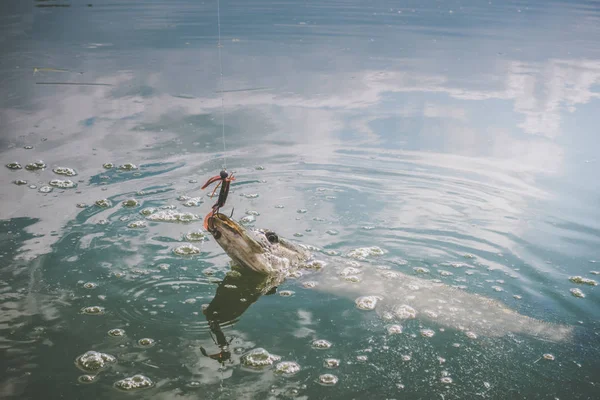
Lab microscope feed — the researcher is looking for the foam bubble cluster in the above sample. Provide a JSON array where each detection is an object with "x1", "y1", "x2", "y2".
[
  {"x1": 569, "y1": 276, "x2": 597, "y2": 286},
  {"x1": 173, "y1": 244, "x2": 201, "y2": 256},
  {"x1": 49, "y1": 179, "x2": 76, "y2": 188},
  {"x1": 75, "y1": 351, "x2": 116, "y2": 372},
  {"x1": 146, "y1": 210, "x2": 199, "y2": 223},
  {"x1": 355, "y1": 295, "x2": 382, "y2": 310},
  {"x1": 108, "y1": 329, "x2": 125, "y2": 337},
  {"x1": 393, "y1": 305, "x2": 417, "y2": 320},
  {"x1": 128, "y1": 221, "x2": 146, "y2": 228},
  {"x1": 81, "y1": 306, "x2": 105, "y2": 315},
  {"x1": 53, "y1": 167, "x2": 77, "y2": 176},
  {"x1": 318, "y1": 374, "x2": 338, "y2": 386},
  {"x1": 570, "y1": 288, "x2": 585, "y2": 298},
  {"x1": 324, "y1": 358, "x2": 340, "y2": 368},
  {"x1": 420, "y1": 329, "x2": 435, "y2": 338},
  {"x1": 185, "y1": 231, "x2": 208, "y2": 242},
  {"x1": 122, "y1": 199, "x2": 139, "y2": 207},
  {"x1": 118, "y1": 163, "x2": 138, "y2": 171},
  {"x1": 25, "y1": 161, "x2": 46, "y2": 171},
  {"x1": 6, "y1": 162, "x2": 22, "y2": 170},
  {"x1": 311, "y1": 339, "x2": 332, "y2": 349},
  {"x1": 387, "y1": 325, "x2": 403, "y2": 334},
  {"x1": 347, "y1": 246, "x2": 385, "y2": 259},
  {"x1": 303, "y1": 281, "x2": 318, "y2": 289},
  {"x1": 182, "y1": 197, "x2": 203, "y2": 207},
  {"x1": 241, "y1": 348, "x2": 281, "y2": 369},
  {"x1": 114, "y1": 375, "x2": 154, "y2": 391},
  {"x1": 138, "y1": 338, "x2": 155, "y2": 347},
  {"x1": 274, "y1": 361, "x2": 301, "y2": 376},
  {"x1": 95, "y1": 199, "x2": 112, "y2": 208}
]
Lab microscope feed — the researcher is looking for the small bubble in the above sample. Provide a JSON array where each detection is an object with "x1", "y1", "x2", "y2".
[
  {"x1": 240, "y1": 215, "x2": 255, "y2": 225},
  {"x1": 274, "y1": 361, "x2": 301, "y2": 376},
  {"x1": 302, "y1": 281, "x2": 318, "y2": 289},
  {"x1": 465, "y1": 331, "x2": 478, "y2": 339},
  {"x1": 25, "y1": 160, "x2": 46, "y2": 171},
  {"x1": 440, "y1": 377, "x2": 453, "y2": 384},
  {"x1": 118, "y1": 163, "x2": 138, "y2": 171},
  {"x1": 6, "y1": 162, "x2": 22, "y2": 170},
  {"x1": 355, "y1": 295, "x2": 382, "y2": 310},
  {"x1": 255, "y1": 165, "x2": 265, "y2": 170},
  {"x1": 244, "y1": 193, "x2": 259, "y2": 199},
  {"x1": 401, "y1": 355, "x2": 411, "y2": 361},
  {"x1": 24, "y1": 145, "x2": 34, "y2": 150},
  {"x1": 108, "y1": 328, "x2": 125, "y2": 337},
  {"x1": 570, "y1": 288, "x2": 585, "y2": 298},
  {"x1": 420, "y1": 329, "x2": 435, "y2": 338},
  {"x1": 356, "y1": 355, "x2": 368, "y2": 362},
  {"x1": 53, "y1": 167, "x2": 77, "y2": 176},
  {"x1": 75, "y1": 351, "x2": 116, "y2": 372},
  {"x1": 393, "y1": 304, "x2": 417, "y2": 320},
  {"x1": 138, "y1": 338, "x2": 155, "y2": 347},
  {"x1": 246, "y1": 210, "x2": 260, "y2": 216},
  {"x1": 312, "y1": 339, "x2": 332, "y2": 349},
  {"x1": 293, "y1": 232, "x2": 304, "y2": 237},
  {"x1": 114, "y1": 375, "x2": 154, "y2": 391},
  {"x1": 49, "y1": 179, "x2": 76, "y2": 188},
  {"x1": 122, "y1": 199, "x2": 139, "y2": 207},
  {"x1": 326, "y1": 229, "x2": 339, "y2": 236},
  {"x1": 173, "y1": 244, "x2": 201, "y2": 256},
  {"x1": 318, "y1": 374, "x2": 338, "y2": 386},
  {"x1": 324, "y1": 358, "x2": 340, "y2": 368},
  {"x1": 569, "y1": 276, "x2": 597, "y2": 286},
  {"x1": 297, "y1": 209, "x2": 308, "y2": 214},
  {"x1": 81, "y1": 306, "x2": 105, "y2": 315},
  {"x1": 274, "y1": 205, "x2": 285, "y2": 209},
  {"x1": 102, "y1": 163, "x2": 114, "y2": 169},
  {"x1": 241, "y1": 348, "x2": 281, "y2": 369},
  {"x1": 543, "y1": 353, "x2": 555, "y2": 361},
  {"x1": 78, "y1": 374, "x2": 97, "y2": 384},
  {"x1": 95, "y1": 199, "x2": 112, "y2": 208},
  {"x1": 38, "y1": 185, "x2": 53, "y2": 193},
  {"x1": 83, "y1": 282, "x2": 97, "y2": 289},
  {"x1": 128, "y1": 221, "x2": 146, "y2": 228},
  {"x1": 185, "y1": 230, "x2": 208, "y2": 242},
  {"x1": 279, "y1": 290, "x2": 295, "y2": 297},
  {"x1": 387, "y1": 324, "x2": 403, "y2": 334},
  {"x1": 13, "y1": 179, "x2": 27, "y2": 185}
]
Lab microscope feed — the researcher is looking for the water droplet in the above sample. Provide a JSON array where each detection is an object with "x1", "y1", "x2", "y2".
[
  {"x1": 53, "y1": 167, "x2": 77, "y2": 176},
  {"x1": 114, "y1": 375, "x2": 154, "y2": 391},
  {"x1": 318, "y1": 374, "x2": 338, "y2": 386},
  {"x1": 75, "y1": 351, "x2": 116, "y2": 372},
  {"x1": 311, "y1": 339, "x2": 332, "y2": 349}
]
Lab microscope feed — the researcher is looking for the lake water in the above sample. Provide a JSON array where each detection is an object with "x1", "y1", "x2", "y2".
[{"x1": 1, "y1": 0, "x2": 599, "y2": 399}]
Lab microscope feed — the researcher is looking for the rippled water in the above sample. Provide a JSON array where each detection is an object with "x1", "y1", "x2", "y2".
[{"x1": 1, "y1": 0, "x2": 599, "y2": 399}]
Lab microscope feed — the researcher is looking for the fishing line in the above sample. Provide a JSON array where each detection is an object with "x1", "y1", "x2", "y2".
[{"x1": 217, "y1": 0, "x2": 227, "y2": 170}]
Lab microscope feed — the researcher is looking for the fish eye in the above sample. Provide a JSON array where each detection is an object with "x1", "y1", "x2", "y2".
[{"x1": 265, "y1": 231, "x2": 278, "y2": 244}]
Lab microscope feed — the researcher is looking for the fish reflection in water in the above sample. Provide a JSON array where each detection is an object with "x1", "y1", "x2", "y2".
[{"x1": 200, "y1": 266, "x2": 284, "y2": 365}]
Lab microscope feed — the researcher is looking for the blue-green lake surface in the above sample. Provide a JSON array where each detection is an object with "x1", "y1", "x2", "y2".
[{"x1": 1, "y1": 0, "x2": 599, "y2": 399}]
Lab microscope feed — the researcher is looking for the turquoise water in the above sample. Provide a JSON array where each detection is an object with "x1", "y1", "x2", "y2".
[{"x1": 1, "y1": 0, "x2": 600, "y2": 398}]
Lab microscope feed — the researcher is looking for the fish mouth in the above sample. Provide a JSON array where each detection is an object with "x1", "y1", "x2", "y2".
[{"x1": 208, "y1": 213, "x2": 266, "y2": 271}]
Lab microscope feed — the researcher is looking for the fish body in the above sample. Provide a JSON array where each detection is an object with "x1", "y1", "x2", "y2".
[{"x1": 208, "y1": 214, "x2": 572, "y2": 342}]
